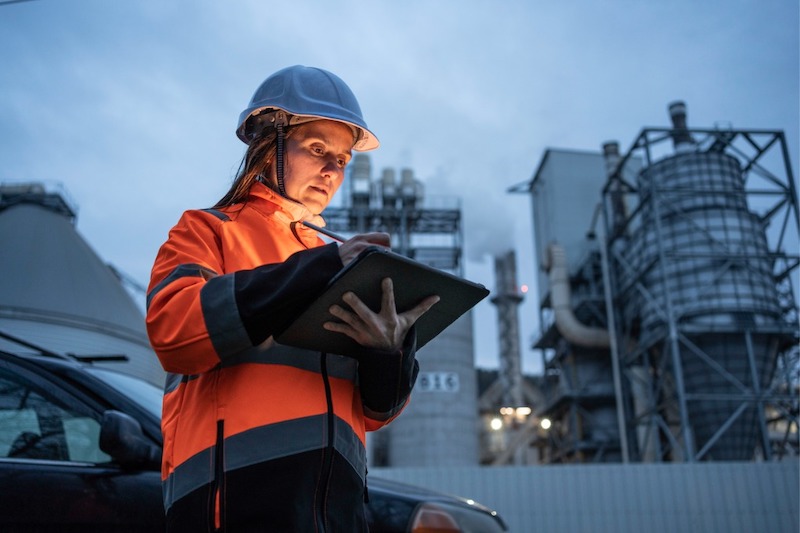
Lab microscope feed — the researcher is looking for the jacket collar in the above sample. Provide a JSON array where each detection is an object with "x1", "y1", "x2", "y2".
[{"x1": 248, "y1": 182, "x2": 328, "y2": 243}]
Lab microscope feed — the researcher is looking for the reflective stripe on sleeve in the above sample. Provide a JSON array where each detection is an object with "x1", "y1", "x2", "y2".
[
  {"x1": 146, "y1": 263, "x2": 219, "y2": 311},
  {"x1": 200, "y1": 273, "x2": 252, "y2": 362}
]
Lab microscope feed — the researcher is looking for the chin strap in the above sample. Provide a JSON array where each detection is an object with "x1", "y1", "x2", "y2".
[{"x1": 274, "y1": 111, "x2": 288, "y2": 198}]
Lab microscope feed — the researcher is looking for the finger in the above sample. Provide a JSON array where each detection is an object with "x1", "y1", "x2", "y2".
[
  {"x1": 341, "y1": 291, "x2": 377, "y2": 323},
  {"x1": 324, "y1": 303, "x2": 368, "y2": 333},
  {"x1": 380, "y1": 278, "x2": 396, "y2": 317},
  {"x1": 363, "y1": 232, "x2": 391, "y2": 247},
  {"x1": 400, "y1": 295, "x2": 440, "y2": 325},
  {"x1": 323, "y1": 320, "x2": 352, "y2": 334},
  {"x1": 325, "y1": 305, "x2": 362, "y2": 337}
]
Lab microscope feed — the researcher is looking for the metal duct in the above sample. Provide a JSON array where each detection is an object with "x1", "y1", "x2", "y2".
[{"x1": 544, "y1": 243, "x2": 610, "y2": 348}]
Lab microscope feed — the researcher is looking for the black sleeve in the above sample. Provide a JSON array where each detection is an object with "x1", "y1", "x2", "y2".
[
  {"x1": 356, "y1": 326, "x2": 419, "y2": 416},
  {"x1": 233, "y1": 242, "x2": 343, "y2": 345}
]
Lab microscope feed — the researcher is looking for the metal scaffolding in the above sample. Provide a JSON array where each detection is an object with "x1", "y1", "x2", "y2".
[
  {"x1": 600, "y1": 119, "x2": 800, "y2": 462},
  {"x1": 323, "y1": 205, "x2": 464, "y2": 274}
]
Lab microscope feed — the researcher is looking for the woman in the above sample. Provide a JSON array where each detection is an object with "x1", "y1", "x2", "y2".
[{"x1": 146, "y1": 65, "x2": 438, "y2": 532}]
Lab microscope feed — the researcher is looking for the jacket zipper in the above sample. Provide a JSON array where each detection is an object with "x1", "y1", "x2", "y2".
[
  {"x1": 317, "y1": 352, "x2": 335, "y2": 532},
  {"x1": 212, "y1": 419, "x2": 225, "y2": 532}
]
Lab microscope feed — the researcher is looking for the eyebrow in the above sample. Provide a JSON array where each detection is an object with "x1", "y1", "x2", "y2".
[
  {"x1": 302, "y1": 132, "x2": 353, "y2": 158},
  {"x1": 297, "y1": 122, "x2": 355, "y2": 152}
]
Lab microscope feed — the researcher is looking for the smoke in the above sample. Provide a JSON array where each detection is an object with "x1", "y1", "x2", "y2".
[
  {"x1": 423, "y1": 161, "x2": 524, "y2": 264},
  {"x1": 462, "y1": 194, "x2": 518, "y2": 262}
]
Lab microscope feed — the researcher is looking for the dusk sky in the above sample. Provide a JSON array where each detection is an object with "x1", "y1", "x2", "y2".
[{"x1": 1, "y1": 0, "x2": 797, "y2": 372}]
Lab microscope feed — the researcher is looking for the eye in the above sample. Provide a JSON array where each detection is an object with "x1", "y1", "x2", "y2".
[{"x1": 337, "y1": 158, "x2": 348, "y2": 168}]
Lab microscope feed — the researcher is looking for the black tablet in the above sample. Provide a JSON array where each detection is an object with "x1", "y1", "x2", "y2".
[{"x1": 275, "y1": 247, "x2": 490, "y2": 356}]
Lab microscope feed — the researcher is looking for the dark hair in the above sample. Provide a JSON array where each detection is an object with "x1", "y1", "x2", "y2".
[{"x1": 213, "y1": 126, "x2": 301, "y2": 208}]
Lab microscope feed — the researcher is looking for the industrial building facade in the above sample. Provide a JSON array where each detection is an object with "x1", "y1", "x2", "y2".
[{"x1": 510, "y1": 102, "x2": 799, "y2": 464}]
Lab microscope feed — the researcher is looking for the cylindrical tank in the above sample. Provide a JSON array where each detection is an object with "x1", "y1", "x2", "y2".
[
  {"x1": 386, "y1": 312, "x2": 480, "y2": 466},
  {"x1": 349, "y1": 153, "x2": 371, "y2": 209},
  {"x1": 380, "y1": 168, "x2": 397, "y2": 210},
  {"x1": 626, "y1": 151, "x2": 781, "y2": 331},
  {"x1": 621, "y1": 147, "x2": 783, "y2": 460},
  {"x1": 399, "y1": 168, "x2": 423, "y2": 209}
]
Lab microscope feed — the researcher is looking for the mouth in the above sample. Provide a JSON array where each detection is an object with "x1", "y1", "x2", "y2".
[{"x1": 308, "y1": 186, "x2": 329, "y2": 198}]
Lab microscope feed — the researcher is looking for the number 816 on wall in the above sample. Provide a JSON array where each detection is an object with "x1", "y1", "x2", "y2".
[{"x1": 417, "y1": 371, "x2": 460, "y2": 393}]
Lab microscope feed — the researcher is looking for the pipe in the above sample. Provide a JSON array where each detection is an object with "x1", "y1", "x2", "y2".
[{"x1": 543, "y1": 243, "x2": 610, "y2": 348}]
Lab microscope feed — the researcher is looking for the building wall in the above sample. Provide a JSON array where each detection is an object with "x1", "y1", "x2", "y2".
[
  {"x1": 373, "y1": 461, "x2": 799, "y2": 533},
  {"x1": 529, "y1": 149, "x2": 607, "y2": 306}
]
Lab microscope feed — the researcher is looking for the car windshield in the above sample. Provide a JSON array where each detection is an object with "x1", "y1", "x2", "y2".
[{"x1": 85, "y1": 368, "x2": 162, "y2": 419}]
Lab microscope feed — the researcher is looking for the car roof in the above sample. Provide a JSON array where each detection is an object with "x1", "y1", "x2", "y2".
[{"x1": 0, "y1": 347, "x2": 163, "y2": 443}]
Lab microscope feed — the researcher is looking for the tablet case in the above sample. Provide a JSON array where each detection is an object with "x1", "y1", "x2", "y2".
[{"x1": 275, "y1": 247, "x2": 490, "y2": 356}]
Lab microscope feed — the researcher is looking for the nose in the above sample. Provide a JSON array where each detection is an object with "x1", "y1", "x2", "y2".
[{"x1": 321, "y1": 158, "x2": 343, "y2": 180}]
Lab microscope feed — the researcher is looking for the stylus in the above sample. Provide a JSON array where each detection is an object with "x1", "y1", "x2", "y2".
[{"x1": 301, "y1": 220, "x2": 347, "y2": 243}]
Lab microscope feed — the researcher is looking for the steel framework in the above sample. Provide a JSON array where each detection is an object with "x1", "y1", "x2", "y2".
[
  {"x1": 322, "y1": 204, "x2": 464, "y2": 275},
  {"x1": 600, "y1": 126, "x2": 800, "y2": 462}
]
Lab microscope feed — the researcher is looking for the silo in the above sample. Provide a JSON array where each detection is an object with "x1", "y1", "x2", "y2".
[
  {"x1": 387, "y1": 313, "x2": 480, "y2": 466},
  {"x1": 0, "y1": 183, "x2": 164, "y2": 386},
  {"x1": 619, "y1": 103, "x2": 786, "y2": 460}
]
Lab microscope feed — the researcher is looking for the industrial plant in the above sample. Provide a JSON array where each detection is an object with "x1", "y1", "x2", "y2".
[
  {"x1": 326, "y1": 101, "x2": 799, "y2": 467},
  {"x1": 1, "y1": 99, "x2": 798, "y2": 531},
  {"x1": 1, "y1": 101, "x2": 797, "y2": 471},
  {"x1": 509, "y1": 101, "x2": 799, "y2": 464}
]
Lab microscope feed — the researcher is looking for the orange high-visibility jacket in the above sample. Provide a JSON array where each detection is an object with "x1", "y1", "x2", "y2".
[{"x1": 146, "y1": 183, "x2": 418, "y2": 532}]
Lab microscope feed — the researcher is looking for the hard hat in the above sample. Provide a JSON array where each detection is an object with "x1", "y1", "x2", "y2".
[{"x1": 236, "y1": 65, "x2": 379, "y2": 151}]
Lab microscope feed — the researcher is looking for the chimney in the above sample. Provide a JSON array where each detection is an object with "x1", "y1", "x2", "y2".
[
  {"x1": 491, "y1": 250, "x2": 524, "y2": 409},
  {"x1": 668, "y1": 100, "x2": 696, "y2": 151}
]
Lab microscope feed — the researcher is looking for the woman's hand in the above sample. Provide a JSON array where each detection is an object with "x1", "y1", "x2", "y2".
[
  {"x1": 324, "y1": 277, "x2": 440, "y2": 352},
  {"x1": 337, "y1": 232, "x2": 391, "y2": 266}
]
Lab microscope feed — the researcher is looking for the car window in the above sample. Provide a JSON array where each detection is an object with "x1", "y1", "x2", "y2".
[
  {"x1": 0, "y1": 366, "x2": 110, "y2": 463},
  {"x1": 85, "y1": 367, "x2": 163, "y2": 419}
]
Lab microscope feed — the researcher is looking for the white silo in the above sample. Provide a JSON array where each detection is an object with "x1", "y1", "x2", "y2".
[
  {"x1": 0, "y1": 183, "x2": 164, "y2": 386},
  {"x1": 387, "y1": 312, "x2": 480, "y2": 466}
]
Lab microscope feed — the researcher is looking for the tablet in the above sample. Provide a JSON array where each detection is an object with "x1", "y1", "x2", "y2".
[{"x1": 275, "y1": 247, "x2": 490, "y2": 356}]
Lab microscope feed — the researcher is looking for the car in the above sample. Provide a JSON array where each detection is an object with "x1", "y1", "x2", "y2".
[{"x1": 0, "y1": 332, "x2": 507, "y2": 532}]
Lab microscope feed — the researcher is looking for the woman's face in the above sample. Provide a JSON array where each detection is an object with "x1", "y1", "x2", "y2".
[{"x1": 272, "y1": 119, "x2": 354, "y2": 214}]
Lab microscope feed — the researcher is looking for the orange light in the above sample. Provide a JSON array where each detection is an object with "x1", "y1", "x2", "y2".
[{"x1": 411, "y1": 503, "x2": 461, "y2": 532}]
